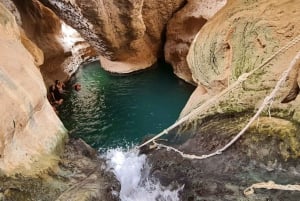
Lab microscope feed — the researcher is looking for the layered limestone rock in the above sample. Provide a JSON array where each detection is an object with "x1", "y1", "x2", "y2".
[
  {"x1": 11, "y1": 0, "x2": 68, "y2": 85},
  {"x1": 0, "y1": 3, "x2": 67, "y2": 176},
  {"x1": 5, "y1": 0, "x2": 96, "y2": 87},
  {"x1": 182, "y1": 0, "x2": 300, "y2": 118},
  {"x1": 57, "y1": 22, "x2": 98, "y2": 83},
  {"x1": 164, "y1": 0, "x2": 227, "y2": 84},
  {"x1": 39, "y1": 0, "x2": 185, "y2": 73},
  {"x1": 145, "y1": 1, "x2": 300, "y2": 199},
  {"x1": 0, "y1": 4, "x2": 117, "y2": 199}
]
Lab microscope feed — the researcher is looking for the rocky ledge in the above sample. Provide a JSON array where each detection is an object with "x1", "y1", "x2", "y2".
[
  {"x1": 0, "y1": 138, "x2": 119, "y2": 201},
  {"x1": 145, "y1": 114, "x2": 300, "y2": 201}
]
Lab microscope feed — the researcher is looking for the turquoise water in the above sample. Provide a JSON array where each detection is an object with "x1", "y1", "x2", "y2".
[{"x1": 58, "y1": 61, "x2": 195, "y2": 150}]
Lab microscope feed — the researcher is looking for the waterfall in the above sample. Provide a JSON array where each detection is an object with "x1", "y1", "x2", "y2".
[{"x1": 104, "y1": 148, "x2": 183, "y2": 201}]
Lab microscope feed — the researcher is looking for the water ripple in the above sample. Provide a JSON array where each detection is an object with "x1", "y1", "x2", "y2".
[{"x1": 58, "y1": 61, "x2": 195, "y2": 149}]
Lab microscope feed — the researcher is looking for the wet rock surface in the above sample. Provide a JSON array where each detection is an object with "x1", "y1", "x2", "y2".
[
  {"x1": 0, "y1": 138, "x2": 119, "y2": 201},
  {"x1": 146, "y1": 114, "x2": 300, "y2": 201}
]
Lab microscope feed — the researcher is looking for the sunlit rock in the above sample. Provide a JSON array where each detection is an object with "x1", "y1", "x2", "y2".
[
  {"x1": 165, "y1": 0, "x2": 227, "y2": 84},
  {"x1": 39, "y1": 0, "x2": 186, "y2": 73},
  {"x1": 183, "y1": 0, "x2": 300, "y2": 118},
  {"x1": 0, "y1": 3, "x2": 67, "y2": 176},
  {"x1": 3, "y1": 0, "x2": 96, "y2": 87}
]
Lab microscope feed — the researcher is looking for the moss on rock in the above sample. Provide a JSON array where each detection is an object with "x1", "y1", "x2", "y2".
[
  {"x1": 0, "y1": 138, "x2": 119, "y2": 201},
  {"x1": 248, "y1": 117, "x2": 300, "y2": 161}
]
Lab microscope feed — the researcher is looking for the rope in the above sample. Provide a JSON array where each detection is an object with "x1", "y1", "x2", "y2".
[
  {"x1": 153, "y1": 50, "x2": 300, "y2": 160},
  {"x1": 137, "y1": 35, "x2": 300, "y2": 149},
  {"x1": 244, "y1": 181, "x2": 300, "y2": 196}
]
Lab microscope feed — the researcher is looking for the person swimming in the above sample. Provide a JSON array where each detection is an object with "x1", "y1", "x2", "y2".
[{"x1": 73, "y1": 83, "x2": 81, "y2": 91}]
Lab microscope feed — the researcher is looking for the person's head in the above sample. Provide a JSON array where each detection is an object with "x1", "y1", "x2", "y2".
[
  {"x1": 49, "y1": 85, "x2": 55, "y2": 91},
  {"x1": 55, "y1": 80, "x2": 59, "y2": 85},
  {"x1": 74, "y1": 83, "x2": 81, "y2": 91}
]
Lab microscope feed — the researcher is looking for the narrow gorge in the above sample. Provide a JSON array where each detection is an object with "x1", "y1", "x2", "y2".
[{"x1": 0, "y1": 0, "x2": 300, "y2": 200}]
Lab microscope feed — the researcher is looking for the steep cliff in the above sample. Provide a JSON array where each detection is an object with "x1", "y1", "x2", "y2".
[
  {"x1": 183, "y1": 0, "x2": 300, "y2": 117},
  {"x1": 1, "y1": 0, "x2": 96, "y2": 87},
  {"x1": 11, "y1": 0, "x2": 69, "y2": 86},
  {"x1": 164, "y1": 0, "x2": 226, "y2": 84},
  {"x1": 39, "y1": 0, "x2": 185, "y2": 73},
  {"x1": 0, "y1": 4, "x2": 118, "y2": 200},
  {"x1": 0, "y1": 3, "x2": 67, "y2": 176},
  {"x1": 146, "y1": 1, "x2": 300, "y2": 199}
]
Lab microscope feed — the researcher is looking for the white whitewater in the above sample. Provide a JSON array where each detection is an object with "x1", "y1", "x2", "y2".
[{"x1": 104, "y1": 148, "x2": 183, "y2": 201}]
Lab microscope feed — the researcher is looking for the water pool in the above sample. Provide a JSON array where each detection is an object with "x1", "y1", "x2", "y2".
[{"x1": 58, "y1": 61, "x2": 195, "y2": 150}]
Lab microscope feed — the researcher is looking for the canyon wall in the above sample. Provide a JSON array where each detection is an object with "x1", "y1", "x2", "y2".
[
  {"x1": 0, "y1": 4, "x2": 117, "y2": 199},
  {"x1": 0, "y1": 0, "x2": 299, "y2": 199},
  {"x1": 0, "y1": 3, "x2": 67, "y2": 176},
  {"x1": 182, "y1": 0, "x2": 300, "y2": 119},
  {"x1": 2, "y1": 0, "x2": 96, "y2": 87},
  {"x1": 11, "y1": 0, "x2": 69, "y2": 86},
  {"x1": 39, "y1": 0, "x2": 185, "y2": 73},
  {"x1": 164, "y1": 0, "x2": 227, "y2": 84},
  {"x1": 148, "y1": 1, "x2": 300, "y2": 199}
]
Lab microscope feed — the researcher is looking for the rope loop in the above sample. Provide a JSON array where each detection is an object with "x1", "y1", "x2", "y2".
[{"x1": 216, "y1": 150, "x2": 222, "y2": 155}]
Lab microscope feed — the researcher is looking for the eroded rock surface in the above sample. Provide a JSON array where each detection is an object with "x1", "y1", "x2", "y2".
[
  {"x1": 0, "y1": 138, "x2": 119, "y2": 201},
  {"x1": 11, "y1": 0, "x2": 69, "y2": 85},
  {"x1": 164, "y1": 0, "x2": 227, "y2": 84},
  {"x1": 182, "y1": 0, "x2": 300, "y2": 117},
  {"x1": 39, "y1": 0, "x2": 185, "y2": 73},
  {"x1": 144, "y1": 0, "x2": 300, "y2": 200},
  {"x1": 147, "y1": 116, "x2": 300, "y2": 200},
  {"x1": 2, "y1": 0, "x2": 96, "y2": 87},
  {"x1": 0, "y1": 3, "x2": 66, "y2": 176},
  {"x1": 0, "y1": 4, "x2": 117, "y2": 200}
]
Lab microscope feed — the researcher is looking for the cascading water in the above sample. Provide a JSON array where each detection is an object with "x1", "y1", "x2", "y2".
[
  {"x1": 104, "y1": 148, "x2": 183, "y2": 201},
  {"x1": 58, "y1": 61, "x2": 194, "y2": 200}
]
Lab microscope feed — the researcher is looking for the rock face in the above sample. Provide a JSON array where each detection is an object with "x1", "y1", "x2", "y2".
[
  {"x1": 11, "y1": 0, "x2": 68, "y2": 86},
  {"x1": 144, "y1": 0, "x2": 300, "y2": 200},
  {"x1": 39, "y1": 0, "x2": 185, "y2": 73},
  {"x1": 56, "y1": 22, "x2": 98, "y2": 85},
  {"x1": 164, "y1": 0, "x2": 227, "y2": 84},
  {"x1": 0, "y1": 139, "x2": 119, "y2": 201},
  {"x1": 182, "y1": 0, "x2": 300, "y2": 117},
  {"x1": 0, "y1": 5, "x2": 116, "y2": 200},
  {"x1": 0, "y1": 3, "x2": 67, "y2": 176},
  {"x1": 147, "y1": 116, "x2": 300, "y2": 200},
  {"x1": 147, "y1": 48, "x2": 300, "y2": 200},
  {"x1": 4, "y1": 0, "x2": 96, "y2": 87}
]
